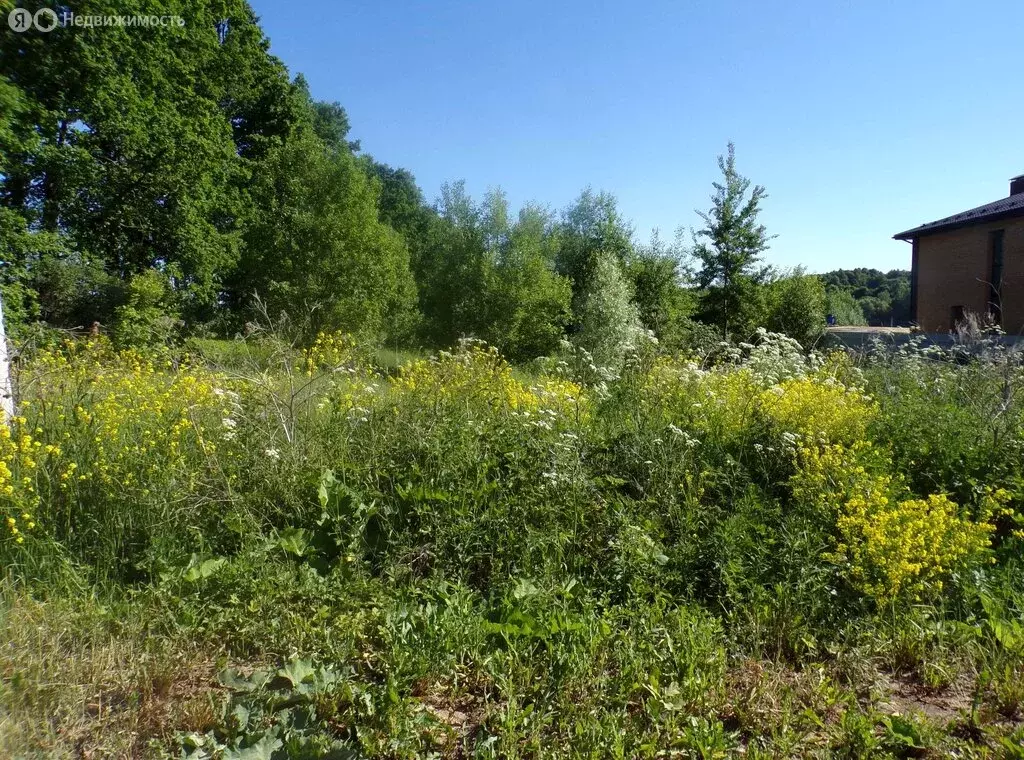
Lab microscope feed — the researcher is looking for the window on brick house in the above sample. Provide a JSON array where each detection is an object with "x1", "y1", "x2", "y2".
[{"x1": 989, "y1": 229, "x2": 1005, "y2": 324}]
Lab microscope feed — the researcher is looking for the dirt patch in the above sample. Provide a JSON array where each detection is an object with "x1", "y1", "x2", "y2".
[
  {"x1": 875, "y1": 672, "x2": 973, "y2": 724},
  {"x1": 415, "y1": 675, "x2": 493, "y2": 759}
]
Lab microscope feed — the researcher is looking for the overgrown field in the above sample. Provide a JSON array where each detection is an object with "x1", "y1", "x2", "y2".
[{"x1": 2, "y1": 331, "x2": 1024, "y2": 758}]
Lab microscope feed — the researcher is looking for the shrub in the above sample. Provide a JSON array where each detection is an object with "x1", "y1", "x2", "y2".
[
  {"x1": 112, "y1": 269, "x2": 180, "y2": 349},
  {"x1": 573, "y1": 250, "x2": 645, "y2": 371},
  {"x1": 793, "y1": 441, "x2": 995, "y2": 604},
  {"x1": 831, "y1": 490, "x2": 992, "y2": 603},
  {"x1": 762, "y1": 269, "x2": 827, "y2": 345}
]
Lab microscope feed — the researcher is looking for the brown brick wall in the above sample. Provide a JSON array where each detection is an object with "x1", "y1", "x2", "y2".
[{"x1": 914, "y1": 216, "x2": 1024, "y2": 333}]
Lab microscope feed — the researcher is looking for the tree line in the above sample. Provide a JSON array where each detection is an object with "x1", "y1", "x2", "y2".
[
  {"x1": 822, "y1": 269, "x2": 912, "y2": 327},
  {"x1": 2, "y1": 1, "x2": 854, "y2": 357}
]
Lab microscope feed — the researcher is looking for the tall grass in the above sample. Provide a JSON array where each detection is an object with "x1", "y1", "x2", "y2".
[{"x1": 2, "y1": 330, "x2": 1024, "y2": 756}]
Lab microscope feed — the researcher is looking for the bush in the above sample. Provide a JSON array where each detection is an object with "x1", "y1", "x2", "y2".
[
  {"x1": 112, "y1": 269, "x2": 180, "y2": 349},
  {"x1": 573, "y1": 250, "x2": 645, "y2": 371},
  {"x1": 762, "y1": 269, "x2": 827, "y2": 344},
  {"x1": 825, "y1": 287, "x2": 867, "y2": 326}
]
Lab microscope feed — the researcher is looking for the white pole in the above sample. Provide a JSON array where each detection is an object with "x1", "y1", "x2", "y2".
[{"x1": 0, "y1": 294, "x2": 14, "y2": 423}]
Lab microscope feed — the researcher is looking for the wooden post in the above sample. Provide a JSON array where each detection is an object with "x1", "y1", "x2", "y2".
[{"x1": 0, "y1": 294, "x2": 13, "y2": 423}]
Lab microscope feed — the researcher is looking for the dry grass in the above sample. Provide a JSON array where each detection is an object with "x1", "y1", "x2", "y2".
[{"x1": 0, "y1": 592, "x2": 222, "y2": 758}]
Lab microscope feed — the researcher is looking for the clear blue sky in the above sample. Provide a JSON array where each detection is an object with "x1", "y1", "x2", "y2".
[{"x1": 250, "y1": 0, "x2": 1023, "y2": 273}]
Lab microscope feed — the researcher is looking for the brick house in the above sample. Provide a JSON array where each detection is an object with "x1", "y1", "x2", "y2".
[{"x1": 894, "y1": 176, "x2": 1024, "y2": 332}]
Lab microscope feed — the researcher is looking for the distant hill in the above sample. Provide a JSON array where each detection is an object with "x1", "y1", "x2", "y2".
[{"x1": 820, "y1": 268, "x2": 912, "y2": 326}]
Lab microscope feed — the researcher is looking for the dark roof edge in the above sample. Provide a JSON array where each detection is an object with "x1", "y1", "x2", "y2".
[{"x1": 893, "y1": 206, "x2": 1024, "y2": 241}]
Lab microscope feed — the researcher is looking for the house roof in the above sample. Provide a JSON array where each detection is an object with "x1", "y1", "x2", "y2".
[{"x1": 894, "y1": 187, "x2": 1024, "y2": 241}]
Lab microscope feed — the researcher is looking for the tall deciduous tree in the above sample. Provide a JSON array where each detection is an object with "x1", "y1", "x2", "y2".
[
  {"x1": 293, "y1": 74, "x2": 359, "y2": 154},
  {"x1": 556, "y1": 189, "x2": 634, "y2": 319},
  {"x1": 413, "y1": 181, "x2": 490, "y2": 346},
  {"x1": 483, "y1": 201, "x2": 571, "y2": 361},
  {"x1": 625, "y1": 229, "x2": 695, "y2": 348},
  {"x1": 232, "y1": 129, "x2": 417, "y2": 342},
  {"x1": 0, "y1": 0, "x2": 302, "y2": 322},
  {"x1": 693, "y1": 143, "x2": 773, "y2": 339}
]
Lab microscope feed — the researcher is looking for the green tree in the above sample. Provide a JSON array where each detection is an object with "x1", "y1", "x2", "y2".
[
  {"x1": 820, "y1": 268, "x2": 911, "y2": 325},
  {"x1": 574, "y1": 250, "x2": 644, "y2": 369},
  {"x1": 412, "y1": 181, "x2": 490, "y2": 346},
  {"x1": 483, "y1": 202, "x2": 572, "y2": 361},
  {"x1": 626, "y1": 230, "x2": 695, "y2": 349},
  {"x1": 362, "y1": 160, "x2": 435, "y2": 254},
  {"x1": 233, "y1": 130, "x2": 418, "y2": 342},
  {"x1": 293, "y1": 74, "x2": 359, "y2": 153},
  {"x1": 32, "y1": 252, "x2": 122, "y2": 330},
  {"x1": 359, "y1": 160, "x2": 440, "y2": 334},
  {"x1": 0, "y1": 76, "x2": 46, "y2": 331},
  {"x1": 556, "y1": 189, "x2": 634, "y2": 319},
  {"x1": 409, "y1": 186, "x2": 571, "y2": 358},
  {"x1": 825, "y1": 288, "x2": 867, "y2": 326},
  {"x1": 112, "y1": 269, "x2": 180, "y2": 348},
  {"x1": 692, "y1": 143, "x2": 773, "y2": 339},
  {"x1": 0, "y1": 1, "x2": 303, "y2": 324},
  {"x1": 763, "y1": 269, "x2": 827, "y2": 344}
]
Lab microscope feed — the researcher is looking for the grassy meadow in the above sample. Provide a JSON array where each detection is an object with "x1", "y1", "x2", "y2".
[{"x1": 1, "y1": 330, "x2": 1024, "y2": 758}]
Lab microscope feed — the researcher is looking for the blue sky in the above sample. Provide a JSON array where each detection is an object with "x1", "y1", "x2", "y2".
[{"x1": 250, "y1": 0, "x2": 1023, "y2": 273}]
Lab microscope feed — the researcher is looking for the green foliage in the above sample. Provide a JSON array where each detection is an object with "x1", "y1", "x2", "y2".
[
  {"x1": 692, "y1": 143, "x2": 773, "y2": 340},
  {"x1": 573, "y1": 250, "x2": 645, "y2": 370},
  {"x1": 826, "y1": 287, "x2": 868, "y2": 326},
  {"x1": 293, "y1": 73, "x2": 359, "y2": 153},
  {"x1": 409, "y1": 184, "x2": 571, "y2": 360},
  {"x1": 3, "y1": 332, "x2": 1024, "y2": 755},
  {"x1": 112, "y1": 269, "x2": 180, "y2": 348},
  {"x1": 0, "y1": 1, "x2": 305, "y2": 325},
  {"x1": 555, "y1": 188, "x2": 635, "y2": 327},
  {"x1": 0, "y1": 209, "x2": 43, "y2": 333},
  {"x1": 483, "y1": 202, "x2": 573, "y2": 362},
  {"x1": 2, "y1": 13, "x2": 880, "y2": 361},
  {"x1": 1, "y1": 2, "x2": 269, "y2": 311},
  {"x1": 179, "y1": 657, "x2": 362, "y2": 759},
  {"x1": 233, "y1": 129, "x2": 418, "y2": 343},
  {"x1": 822, "y1": 268, "x2": 912, "y2": 325},
  {"x1": 625, "y1": 230, "x2": 696, "y2": 349},
  {"x1": 413, "y1": 180, "x2": 490, "y2": 346},
  {"x1": 762, "y1": 268, "x2": 827, "y2": 345},
  {"x1": 4, "y1": 10, "x2": 1024, "y2": 757}
]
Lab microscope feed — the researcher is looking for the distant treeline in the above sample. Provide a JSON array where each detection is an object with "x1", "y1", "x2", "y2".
[
  {"x1": 0, "y1": 2, "x2": 864, "y2": 355},
  {"x1": 821, "y1": 269, "x2": 912, "y2": 326}
]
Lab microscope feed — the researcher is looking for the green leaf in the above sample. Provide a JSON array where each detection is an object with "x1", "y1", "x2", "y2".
[
  {"x1": 180, "y1": 732, "x2": 207, "y2": 750},
  {"x1": 512, "y1": 579, "x2": 539, "y2": 600},
  {"x1": 219, "y1": 667, "x2": 271, "y2": 693},
  {"x1": 183, "y1": 557, "x2": 226, "y2": 583},
  {"x1": 277, "y1": 528, "x2": 309, "y2": 557},
  {"x1": 318, "y1": 469, "x2": 336, "y2": 508},
  {"x1": 277, "y1": 657, "x2": 316, "y2": 688},
  {"x1": 885, "y1": 715, "x2": 925, "y2": 749},
  {"x1": 223, "y1": 732, "x2": 282, "y2": 760},
  {"x1": 231, "y1": 702, "x2": 250, "y2": 732}
]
